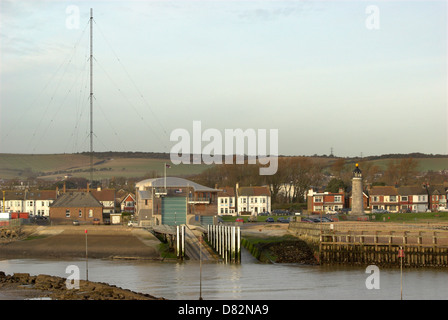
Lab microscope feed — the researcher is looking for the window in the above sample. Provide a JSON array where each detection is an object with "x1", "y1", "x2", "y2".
[
  {"x1": 314, "y1": 197, "x2": 322, "y2": 203},
  {"x1": 401, "y1": 196, "x2": 408, "y2": 201},
  {"x1": 66, "y1": 209, "x2": 70, "y2": 218},
  {"x1": 390, "y1": 196, "x2": 397, "y2": 202},
  {"x1": 88, "y1": 209, "x2": 93, "y2": 218},
  {"x1": 79, "y1": 210, "x2": 82, "y2": 217},
  {"x1": 334, "y1": 196, "x2": 342, "y2": 202}
]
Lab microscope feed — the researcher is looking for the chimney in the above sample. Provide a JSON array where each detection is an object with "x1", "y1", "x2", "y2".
[
  {"x1": 63, "y1": 181, "x2": 66, "y2": 193},
  {"x1": 87, "y1": 183, "x2": 90, "y2": 193}
]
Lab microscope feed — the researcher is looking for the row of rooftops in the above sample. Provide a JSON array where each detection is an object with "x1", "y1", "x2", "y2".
[
  {"x1": 368, "y1": 184, "x2": 447, "y2": 196},
  {"x1": 1, "y1": 187, "x2": 133, "y2": 207},
  {"x1": 135, "y1": 177, "x2": 271, "y2": 198},
  {"x1": 309, "y1": 183, "x2": 447, "y2": 197}
]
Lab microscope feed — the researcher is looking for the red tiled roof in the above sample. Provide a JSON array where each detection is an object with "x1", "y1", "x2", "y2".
[
  {"x1": 238, "y1": 186, "x2": 271, "y2": 196},
  {"x1": 369, "y1": 186, "x2": 398, "y2": 196},
  {"x1": 217, "y1": 187, "x2": 235, "y2": 197}
]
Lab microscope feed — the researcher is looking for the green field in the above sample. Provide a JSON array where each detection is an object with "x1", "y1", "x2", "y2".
[
  {"x1": 0, "y1": 153, "x2": 447, "y2": 181},
  {"x1": 0, "y1": 153, "x2": 211, "y2": 180}
]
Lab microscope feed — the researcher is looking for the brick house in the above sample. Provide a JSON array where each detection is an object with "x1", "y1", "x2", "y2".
[
  {"x1": 397, "y1": 186, "x2": 429, "y2": 213},
  {"x1": 369, "y1": 185, "x2": 429, "y2": 213},
  {"x1": 307, "y1": 188, "x2": 345, "y2": 213},
  {"x1": 369, "y1": 186, "x2": 400, "y2": 212},
  {"x1": 49, "y1": 191, "x2": 103, "y2": 224},
  {"x1": 119, "y1": 193, "x2": 136, "y2": 213},
  {"x1": 427, "y1": 184, "x2": 447, "y2": 211}
]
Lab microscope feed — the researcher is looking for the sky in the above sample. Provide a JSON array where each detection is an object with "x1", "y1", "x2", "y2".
[{"x1": 0, "y1": 0, "x2": 447, "y2": 157}]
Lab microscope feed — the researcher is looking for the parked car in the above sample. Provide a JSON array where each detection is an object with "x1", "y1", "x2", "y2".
[
  {"x1": 236, "y1": 218, "x2": 245, "y2": 223},
  {"x1": 277, "y1": 217, "x2": 289, "y2": 223},
  {"x1": 72, "y1": 220, "x2": 80, "y2": 226},
  {"x1": 372, "y1": 209, "x2": 389, "y2": 214},
  {"x1": 93, "y1": 218, "x2": 100, "y2": 225},
  {"x1": 265, "y1": 217, "x2": 274, "y2": 222}
]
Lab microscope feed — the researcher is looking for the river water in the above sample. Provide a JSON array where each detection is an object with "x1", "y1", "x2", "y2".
[{"x1": 0, "y1": 248, "x2": 446, "y2": 300}]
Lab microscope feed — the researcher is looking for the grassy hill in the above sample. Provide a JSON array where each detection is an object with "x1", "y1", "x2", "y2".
[
  {"x1": 0, "y1": 153, "x2": 210, "y2": 180},
  {"x1": 0, "y1": 153, "x2": 447, "y2": 181}
]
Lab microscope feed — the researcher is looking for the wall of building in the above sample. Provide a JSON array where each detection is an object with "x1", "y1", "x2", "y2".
[{"x1": 50, "y1": 206, "x2": 103, "y2": 224}]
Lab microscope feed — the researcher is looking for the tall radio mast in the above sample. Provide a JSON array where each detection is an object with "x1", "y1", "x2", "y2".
[{"x1": 89, "y1": 8, "x2": 94, "y2": 185}]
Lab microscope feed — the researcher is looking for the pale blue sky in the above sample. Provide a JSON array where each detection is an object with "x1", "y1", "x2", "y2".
[{"x1": 0, "y1": 0, "x2": 446, "y2": 157}]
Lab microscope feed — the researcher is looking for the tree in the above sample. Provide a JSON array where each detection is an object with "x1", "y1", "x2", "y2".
[{"x1": 325, "y1": 178, "x2": 346, "y2": 193}]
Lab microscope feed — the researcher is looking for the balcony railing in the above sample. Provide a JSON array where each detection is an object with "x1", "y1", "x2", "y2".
[{"x1": 188, "y1": 197, "x2": 211, "y2": 204}]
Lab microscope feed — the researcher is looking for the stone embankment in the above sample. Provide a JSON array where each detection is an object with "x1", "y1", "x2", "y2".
[
  {"x1": 240, "y1": 224, "x2": 318, "y2": 264},
  {"x1": 0, "y1": 271, "x2": 165, "y2": 300}
]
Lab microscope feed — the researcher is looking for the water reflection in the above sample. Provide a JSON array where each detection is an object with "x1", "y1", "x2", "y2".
[{"x1": 0, "y1": 249, "x2": 447, "y2": 300}]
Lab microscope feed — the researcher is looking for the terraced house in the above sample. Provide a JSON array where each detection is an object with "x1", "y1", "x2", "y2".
[
  {"x1": 369, "y1": 185, "x2": 430, "y2": 213},
  {"x1": 217, "y1": 186, "x2": 236, "y2": 215},
  {"x1": 307, "y1": 188, "x2": 345, "y2": 213},
  {"x1": 1, "y1": 190, "x2": 57, "y2": 216},
  {"x1": 427, "y1": 184, "x2": 448, "y2": 211},
  {"x1": 236, "y1": 184, "x2": 271, "y2": 215}
]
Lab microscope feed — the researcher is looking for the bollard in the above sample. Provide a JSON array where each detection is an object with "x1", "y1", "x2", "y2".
[
  {"x1": 181, "y1": 225, "x2": 185, "y2": 258},
  {"x1": 176, "y1": 226, "x2": 180, "y2": 258}
]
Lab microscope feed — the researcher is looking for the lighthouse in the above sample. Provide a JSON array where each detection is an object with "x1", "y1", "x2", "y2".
[{"x1": 351, "y1": 163, "x2": 364, "y2": 215}]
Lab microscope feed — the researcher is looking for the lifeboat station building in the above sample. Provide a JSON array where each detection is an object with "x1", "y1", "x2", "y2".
[{"x1": 135, "y1": 177, "x2": 220, "y2": 227}]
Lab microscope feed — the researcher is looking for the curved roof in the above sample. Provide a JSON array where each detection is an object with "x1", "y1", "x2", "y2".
[{"x1": 136, "y1": 177, "x2": 220, "y2": 192}]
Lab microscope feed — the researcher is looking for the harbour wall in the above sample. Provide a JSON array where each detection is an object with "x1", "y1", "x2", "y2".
[{"x1": 288, "y1": 221, "x2": 448, "y2": 268}]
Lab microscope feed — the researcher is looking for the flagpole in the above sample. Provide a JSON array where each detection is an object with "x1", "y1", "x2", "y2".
[
  {"x1": 164, "y1": 162, "x2": 166, "y2": 193},
  {"x1": 85, "y1": 229, "x2": 88, "y2": 281}
]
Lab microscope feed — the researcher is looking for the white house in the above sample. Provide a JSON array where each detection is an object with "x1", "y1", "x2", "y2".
[
  {"x1": 1, "y1": 190, "x2": 57, "y2": 216},
  {"x1": 236, "y1": 185, "x2": 271, "y2": 215},
  {"x1": 217, "y1": 187, "x2": 236, "y2": 215}
]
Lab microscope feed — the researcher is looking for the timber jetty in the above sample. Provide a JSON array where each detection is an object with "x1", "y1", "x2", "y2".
[{"x1": 289, "y1": 221, "x2": 448, "y2": 268}]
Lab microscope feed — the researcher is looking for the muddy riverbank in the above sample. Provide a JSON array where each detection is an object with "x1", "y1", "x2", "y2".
[{"x1": 0, "y1": 225, "x2": 162, "y2": 260}]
